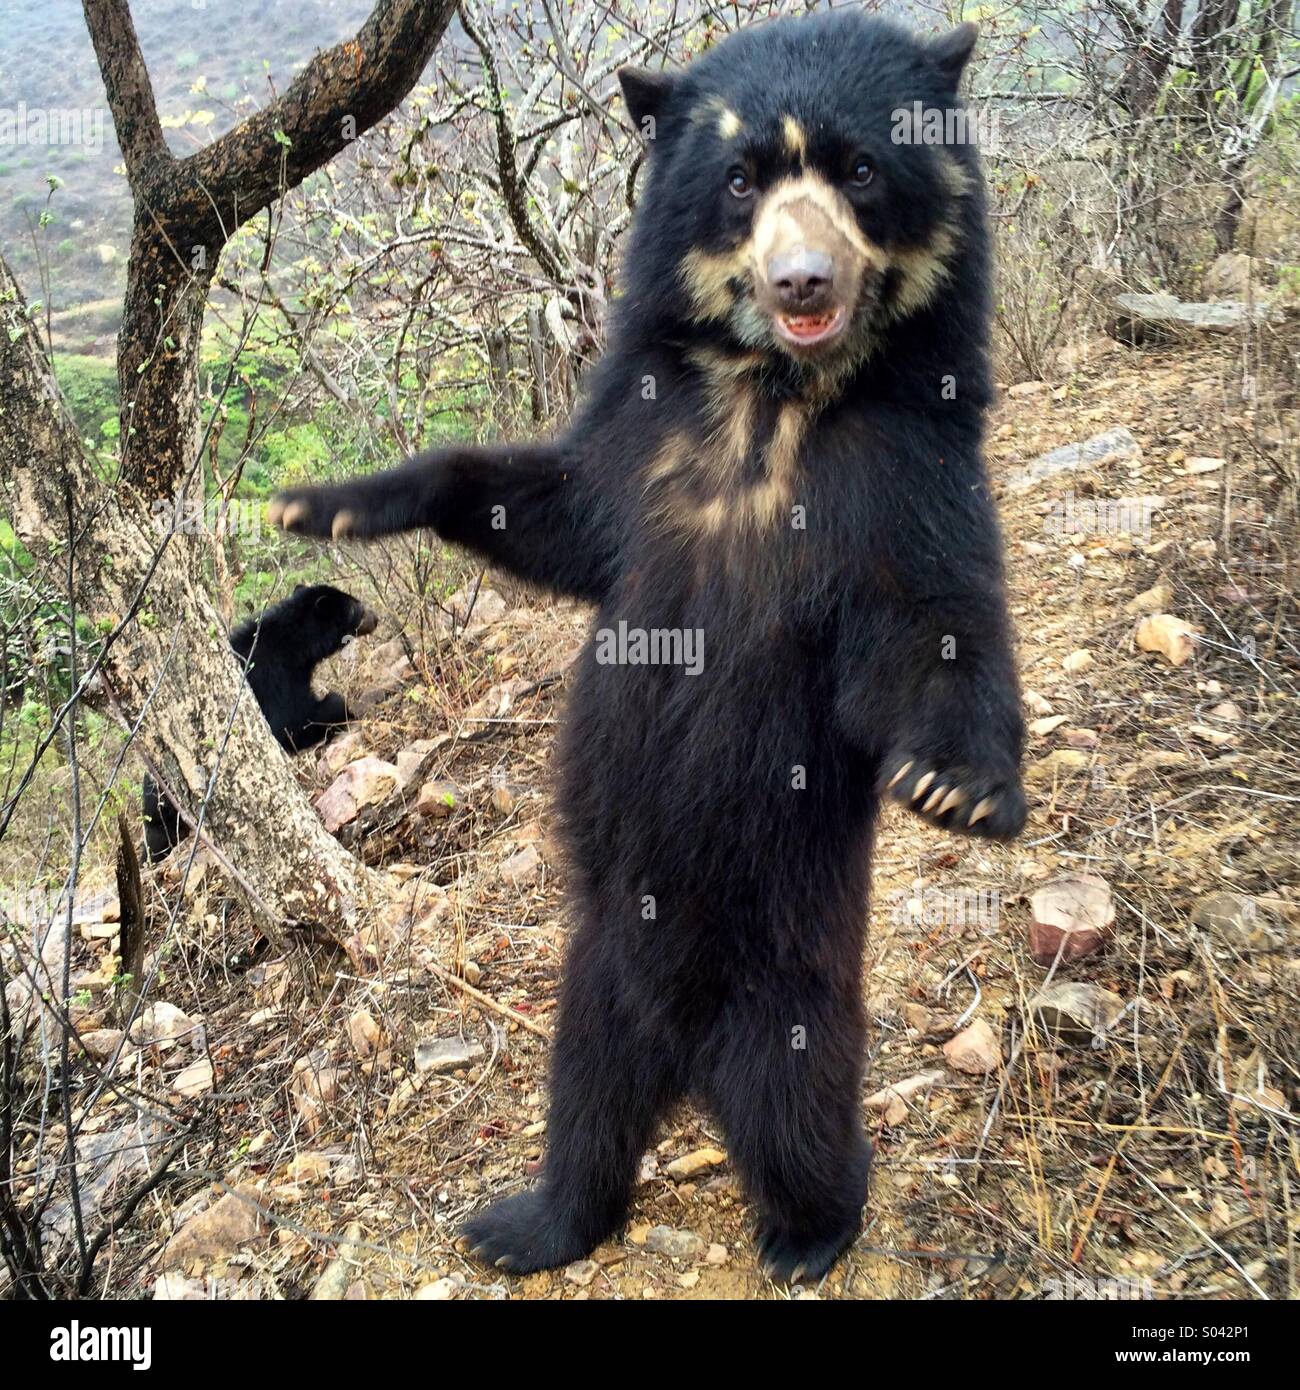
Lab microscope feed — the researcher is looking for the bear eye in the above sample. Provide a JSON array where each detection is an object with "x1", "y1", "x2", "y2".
[
  {"x1": 848, "y1": 159, "x2": 874, "y2": 188},
  {"x1": 728, "y1": 167, "x2": 752, "y2": 199}
]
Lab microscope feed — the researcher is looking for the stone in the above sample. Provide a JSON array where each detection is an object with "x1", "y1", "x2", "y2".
[
  {"x1": 500, "y1": 844, "x2": 542, "y2": 888},
  {"x1": 1202, "y1": 253, "x2": 1260, "y2": 300},
  {"x1": 1108, "y1": 292, "x2": 1278, "y2": 344},
  {"x1": 1124, "y1": 581, "x2": 1173, "y2": 615},
  {"x1": 664, "y1": 1147, "x2": 727, "y2": 1181},
  {"x1": 942, "y1": 1018, "x2": 1001, "y2": 1075},
  {"x1": 172, "y1": 1057, "x2": 214, "y2": 1097},
  {"x1": 1006, "y1": 427, "x2": 1140, "y2": 493},
  {"x1": 128, "y1": 1002, "x2": 198, "y2": 1051},
  {"x1": 414, "y1": 1037, "x2": 485, "y2": 1075},
  {"x1": 1030, "y1": 982, "x2": 1125, "y2": 1043},
  {"x1": 78, "y1": 1028, "x2": 125, "y2": 1061},
  {"x1": 1136, "y1": 614, "x2": 1198, "y2": 666},
  {"x1": 441, "y1": 585, "x2": 507, "y2": 631},
  {"x1": 643, "y1": 1225, "x2": 707, "y2": 1262},
  {"x1": 1191, "y1": 893, "x2": 1281, "y2": 950},
  {"x1": 347, "y1": 1009, "x2": 382, "y2": 1058},
  {"x1": 416, "y1": 1275, "x2": 465, "y2": 1300},
  {"x1": 1026, "y1": 748, "x2": 1091, "y2": 782},
  {"x1": 159, "y1": 1185, "x2": 265, "y2": 1270},
  {"x1": 314, "y1": 756, "x2": 401, "y2": 833},
  {"x1": 416, "y1": 778, "x2": 461, "y2": 819},
  {"x1": 1062, "y1": 649, "x2": 1095, "y2": 675}
]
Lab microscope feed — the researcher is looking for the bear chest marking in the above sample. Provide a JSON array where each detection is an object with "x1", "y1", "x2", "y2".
[{"x1": 642, "y1": 381, "x2": 809, "y2": 547}]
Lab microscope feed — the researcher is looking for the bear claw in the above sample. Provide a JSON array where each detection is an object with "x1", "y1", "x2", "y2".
[
  {"x1": 886, "y1": 759, "x2": 913, "y2": 790},
  {"x1": 882, "y1": 755, "x2": 1026, "y2": 841},
  {"x1": 757, "y1": 1221, "x2": 860, "y2": 1284},
  {"x1": 937, "y1": 786, "x2": 965, "y2": 815}
]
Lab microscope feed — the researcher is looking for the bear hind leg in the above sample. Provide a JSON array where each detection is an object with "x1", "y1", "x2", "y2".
[
  {"x1": 709, "y1": 995, "x2": 871, "y2": 1284},
  {"x1": 462, "y1": 947, "x2": 683, "y2": 1274}
]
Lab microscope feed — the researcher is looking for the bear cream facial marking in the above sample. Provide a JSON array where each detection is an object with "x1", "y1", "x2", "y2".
[
  {"x1": 718, "y1": 106, "x2": 742, "y2": 139},
  {"x1": 781, "y1": 114, "x2": 807, "y2": 160},
  {"x1": 680, "y1": 246, "x2": 750, "y2": 322},
  {"x1": 750, "y1": 174, "x2": 881, "y2": 353},
  {"x1": 889, "y1": 223, "x2": 959, "y2": 318}
]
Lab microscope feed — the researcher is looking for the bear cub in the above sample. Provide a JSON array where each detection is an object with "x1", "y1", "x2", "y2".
[
  {"x1": 142, "y1": 583, "x2": 377, "y2": 862},
  {"x1": 272, "y1": 13, "x2": 1026, "y2": 1282}
]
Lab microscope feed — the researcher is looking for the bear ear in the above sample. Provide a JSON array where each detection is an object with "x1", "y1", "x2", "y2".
[
  {"x1": 618, "y1": 66, "x2": 677, "y2": 138},
  {"x1": 931, "y1": 21, "x2": 979, "y2": 83}
]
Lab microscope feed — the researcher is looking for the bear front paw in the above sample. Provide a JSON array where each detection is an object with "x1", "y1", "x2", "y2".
[
  {"x1": 268, "y1": 485, "x2": 365, "y2": 541},
  {"x1": 882, "y1": 755, "x2": 1027, "y2": 841}
]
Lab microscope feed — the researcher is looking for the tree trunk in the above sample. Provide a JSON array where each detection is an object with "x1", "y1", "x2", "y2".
[
  {"x1": 83, "y1": 0, "x2": 458, "y2": 497},
  {"x1": 0, "y1": 254, "x2": 383, "y2": 934},
  {"x1": 0, "y1": 0, "x2": 457, "y2": 938}
]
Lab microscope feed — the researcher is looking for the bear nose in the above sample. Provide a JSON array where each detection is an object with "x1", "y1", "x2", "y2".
[{"x1": 768, "y1": 247, "x2": 834, "y2": 311}]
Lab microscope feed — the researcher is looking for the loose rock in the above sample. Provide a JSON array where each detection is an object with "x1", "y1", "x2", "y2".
[
  {"x1": 665, "y1": 1147, "x2": 727, "y2": 1181},
  {"x1": 643, "y1": 1226, "x2": 708, "y2": 1262},
  {"x1": 414, "y1": 1037, "x2": 485, "y2": 1074},
  {"x1": 416, "y1": 778, "x2": 461, "y2": 819},
  {"x1": 159, "y1": 1185, "x2": 265, "y2": 1270},
  {"x1": 500, "y1": 844, "x2": 542, "y2": 888},
  {"x1": 1191, "y1": 892, "x2": 1281, "y2": 950},
  {"x1": 1029, "y1": 874, "x2": 1116, "y2": 965},
  {"x1": 1135, "y1": 614, "x2": 1198, "y2": 666},
  {"x1": 315, "y1": 757, "x2": 401, "y2": 833},
  {"x1": 1006, "y1": 427, "x2": 1140, "y2": 493},
  {"x1": 1030, "y1": 982, "x2": 1125, "y2": 1043},
  {"x1": 942, "y1": 1018, "x2": 1001, "y2": 1075}
]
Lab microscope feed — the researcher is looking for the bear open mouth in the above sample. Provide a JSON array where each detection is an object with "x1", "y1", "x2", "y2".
[{"x1": 774, "y1": 305, "x2": 847, "y2": 349}]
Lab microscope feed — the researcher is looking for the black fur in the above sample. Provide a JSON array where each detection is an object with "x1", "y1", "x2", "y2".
[
  {"x1": 142, "y1": 584, "x2": 377, "y2": 863},
  {"x1": 273, "y1": 13, "x2": 1024, "y2": 1281}
]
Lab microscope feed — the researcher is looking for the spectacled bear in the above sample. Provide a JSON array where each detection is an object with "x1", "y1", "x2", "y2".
[
  {"x1": 271, "y1": 12, "x2": 1026, "y2": 1281},
  {"x1": 142, "y1": 584, "x2": 378, "y2": 862}
]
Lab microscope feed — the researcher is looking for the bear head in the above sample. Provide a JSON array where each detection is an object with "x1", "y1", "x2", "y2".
[{"x1": 617, "y1": 13, "x2": 985, "y2": 392}]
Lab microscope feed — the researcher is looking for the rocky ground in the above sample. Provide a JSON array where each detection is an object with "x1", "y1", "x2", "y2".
[{"x1": 9, "y1": 327, "x2": 1298, "y2": 1301}]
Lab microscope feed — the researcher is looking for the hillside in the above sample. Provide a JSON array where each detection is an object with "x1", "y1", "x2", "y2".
[{"x1": 18, "y1": 330, "x2": 1296, "y2": 1301}]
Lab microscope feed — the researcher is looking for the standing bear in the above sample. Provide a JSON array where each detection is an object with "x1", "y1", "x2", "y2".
[
  {"x1": 142, "y1": 584, "x2": 377, "y2": 862},
  {"x1": 272, "y1": 12, "x2": 1026, "y2": 1281}
]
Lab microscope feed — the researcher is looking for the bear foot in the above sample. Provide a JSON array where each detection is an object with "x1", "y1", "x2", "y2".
[
  {"x1": 882, "y1": 755, "x2": 1026, "y2": 841},
  {"x1": 757, "y1": 1215, "x2": 861, "y2": 1285},
  {"x1": 461, "y1": 1189, "x2": 603, "y2": 1274}
]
